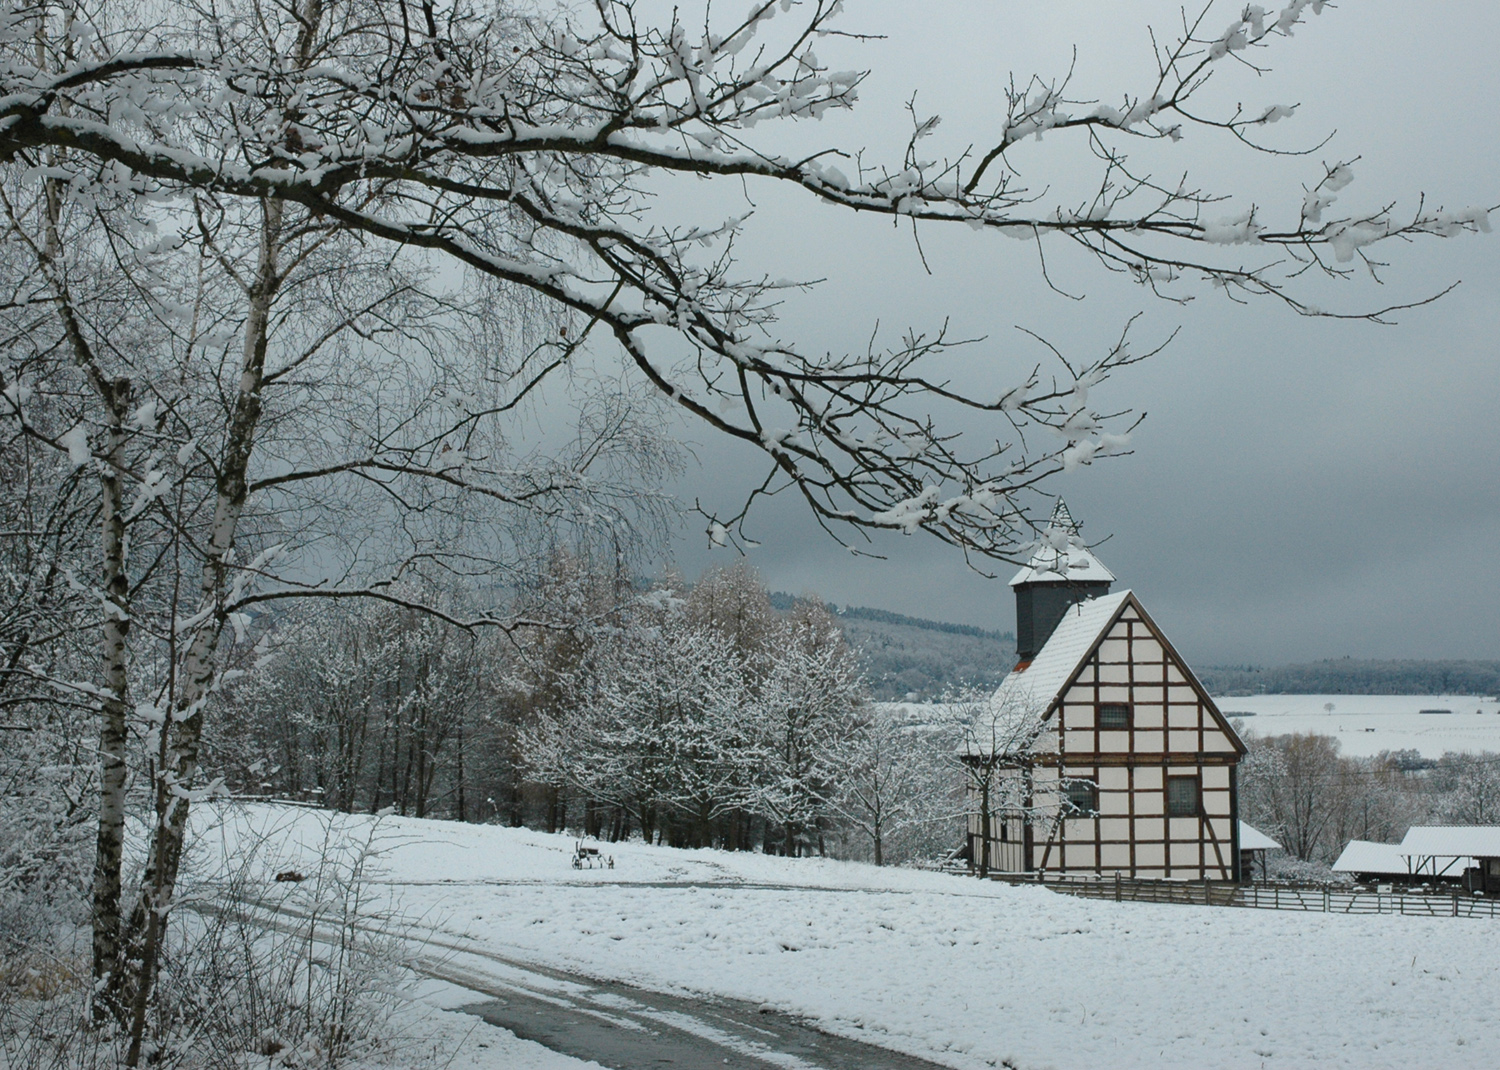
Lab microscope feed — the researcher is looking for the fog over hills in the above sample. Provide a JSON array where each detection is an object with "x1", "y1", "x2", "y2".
[
  {"x1": 794, "y1": 594, "x2": 1500, "y2": 700},
  {"x1": 1197, "y1": 660, "x2": 1500, "y2": 698}
]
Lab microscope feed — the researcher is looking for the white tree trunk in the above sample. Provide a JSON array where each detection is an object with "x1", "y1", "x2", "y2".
[
  {"x1": 90, "y1": 372, "x2": 132, "y2": 1016},
  {"x1": 121, "y1": 198, "x2": 283, "y2": 1061}
]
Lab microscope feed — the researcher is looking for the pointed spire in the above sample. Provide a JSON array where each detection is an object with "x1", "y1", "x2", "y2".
[
  {"x1": 1048, "y1": 498, "x2": 1080, "y2": 537},
  {"x1": 1010, "y1": 500, "x2": 1116, "y2": 660},
  {"x1": 1009, "y1": 499, "x2": 1114, "y2": 587}
]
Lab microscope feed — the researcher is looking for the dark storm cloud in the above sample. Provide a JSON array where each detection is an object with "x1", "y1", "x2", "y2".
[{"x1": 666, "y1": 1, "x2": 1500, "y2": 665}]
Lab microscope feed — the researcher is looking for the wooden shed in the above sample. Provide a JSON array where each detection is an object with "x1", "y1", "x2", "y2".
[
  {"x1": 1398, "y1": 826, "x2": 1500, "y2": 894},
  {"x1": 1237, "y1": 821, "x2": 1280, "y2": 882}
]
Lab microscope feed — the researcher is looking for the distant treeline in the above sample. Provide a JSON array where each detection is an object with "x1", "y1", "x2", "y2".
[
  {"x1": 762, "y1": 595, "x2": 1500, "y2": 701},
  {"x1": 764, "y1": 593, "x2": 1016, "y2": 700},
  {"x1": 1200, "y1": 659, "x2": 1500, "y2": 697},
  {"x1": 766, "y1": 593, "x2": 1012, "y2": 642}
]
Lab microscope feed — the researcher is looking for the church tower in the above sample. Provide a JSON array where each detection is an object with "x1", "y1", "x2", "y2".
[{"x1": 1011, "y1": 500, "x2": 1114, "y2": 662}]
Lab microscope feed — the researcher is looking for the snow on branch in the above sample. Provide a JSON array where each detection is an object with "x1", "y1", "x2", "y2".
[{"x1": 0, "y1": 0, "x2": 1486, "y2": 565}]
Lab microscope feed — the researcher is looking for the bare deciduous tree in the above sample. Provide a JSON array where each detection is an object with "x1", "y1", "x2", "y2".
[{"x1": 2, "y1": 0, "x2": 1487, "y2": 567}]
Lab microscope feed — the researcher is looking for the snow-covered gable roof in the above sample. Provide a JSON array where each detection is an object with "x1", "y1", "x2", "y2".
[
  {"x1": 1333, "y1": 840, "x2": 1415, "y2": 875},
  {"x1": 1009, "y1": 500, "x2": 1116, "y2": 587},
  {"x1": 992, "y1": 590, "x2": 1132, "y2": 713},
  {"x1": 1009, "y1": 544, "x2": 1115, "y2": 587},
  {"x1": 1238, "y1": 821, "x2": 1281, "y2": 852},
  {"x1": 982, "y1": 588, "x2": 1245, "y2": 758},
  {"x1": 1399, "y1": 825, "x2": 1500, "y2": 858}
]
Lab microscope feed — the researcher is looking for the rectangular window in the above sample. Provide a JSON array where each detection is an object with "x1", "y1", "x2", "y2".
[
  {"x1": 1064, "y1": 780, "x2": 1098, "y2": 815},
  {"x1": 1166, "y1": 775, "x2": 1200, "y2": 817},
  {"x1": 1098, "y1": 703, "x2": 1131, "y2": 729}
]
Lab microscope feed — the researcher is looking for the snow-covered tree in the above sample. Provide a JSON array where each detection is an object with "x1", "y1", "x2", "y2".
[
  {"x1": 685, "y1": 562, "x2": 780, "y2": 660},
  {"x1": 528, "y1": 598, "x2": 762, "y2": 846},
  {"x1": 1239, "y1": 731, "x2": 1342, "y2": 862},
  {"x1": 955, "y1": 691, "x2": 1089, "y2": 877},
  {"x1": 752, "y1": 603, "x2": 867, "y2": 856},
  {"x1": 1434, "y1": 753, "x2": 1500, "y2": 825},
  {"x1": 834, "y1": 706, "x2": 959, "y2": 867},
  {"x1": 0, "y1": 132, "x2": 676, "y2": 1040},
  {"x1": 515, "y1": 566, "x2": 871, "y2": 854},
  {"x1": 216, "y1": 593, "x2": 500, "y2": 818},
  {"x1": 1, "y1": 0, "x2": 1486, "y2": 570}
]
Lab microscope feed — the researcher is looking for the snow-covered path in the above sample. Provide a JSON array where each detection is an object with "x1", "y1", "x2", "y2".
[
  {"x1": 196, "y1": 804, "x2": 1500, "y2": 1070},
  {"x1": 415, "y1": 939, "x2": 951, "y2": 1070}
]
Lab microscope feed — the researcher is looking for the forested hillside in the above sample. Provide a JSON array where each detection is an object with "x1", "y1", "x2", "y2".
[
  {"x1": 1200, "y1": 660, "x2": 1500, "y2": 696},
  {"x1": 769, "y1": 594, "x2": 1015, "y2": 701}
]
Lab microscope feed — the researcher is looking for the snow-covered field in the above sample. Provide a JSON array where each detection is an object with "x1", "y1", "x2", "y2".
[
  {"x1": 197, "y1": 803, "x2": 1499, "y2": 1070},
  {"x1": 1216, "y1": 693, "x2": 1500, "y2": 757}
]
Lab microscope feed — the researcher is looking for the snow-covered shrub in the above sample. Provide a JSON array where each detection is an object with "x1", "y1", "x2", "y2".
[
  {"x1": 832, "y1": 705, "x2": 964, "y2": 867},
  {"x1": 1262, "y1": 850, "x2": 1346, "y2": 885},
  {"x1": 1, "y1": 805, "x2": 428, "y2": 1070},
  {"x1": 145, "y1": 805, "x2": 415, "y2": 1068},
  {"x1": 0, "y1": 721, "x2": 93, "y2": 989}
]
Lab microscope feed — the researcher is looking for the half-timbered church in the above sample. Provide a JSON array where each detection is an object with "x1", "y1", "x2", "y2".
[{"x1": 967, "y1": 503, "x2": 1247, "y2": 881}]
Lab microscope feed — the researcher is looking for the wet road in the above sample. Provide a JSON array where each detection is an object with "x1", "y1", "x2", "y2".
[
  {"x1": 428, "y1": 954, "x2": 957, "y2": 1070},
  {"x1": 252, "y1": 891, "x2": 968, "y2": 1069}
]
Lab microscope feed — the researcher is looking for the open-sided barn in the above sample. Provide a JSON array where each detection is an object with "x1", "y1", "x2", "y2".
[{"x1": 1332, "y1": 827, "x2": 1500, "y2": 891}]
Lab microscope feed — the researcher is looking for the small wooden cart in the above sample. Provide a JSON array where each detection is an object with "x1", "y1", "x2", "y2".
[{"x1": 571, "y1": 841, "x2": 614, "y2": 870}]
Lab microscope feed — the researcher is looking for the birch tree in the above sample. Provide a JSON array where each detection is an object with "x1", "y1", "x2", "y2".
[{"x1": 2, "y1": 111, "x2": 674, "y2": 1053}]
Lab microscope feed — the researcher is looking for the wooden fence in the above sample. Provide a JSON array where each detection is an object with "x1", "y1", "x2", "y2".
[{"x1": 988, "y1": 872, "x2": 1500, "y2": 918}]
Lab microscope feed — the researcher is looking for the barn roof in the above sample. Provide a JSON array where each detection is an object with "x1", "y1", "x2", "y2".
[
  {"x1": 1332, "y1": 840, "x2": 1415, "y2": 875},
  {"x1": 992, "y1": 590, "x2": 1132, "y2": 714},
  {"x1": 1399, "y1": 825, "x2": 1500, "y2": 858},
  {"x1": 1009, "y1": 500, "x2": 1116, "y2": 587},
  {"x1": 1238, "y1": 822, "x2": 1281, "y2": 852}
]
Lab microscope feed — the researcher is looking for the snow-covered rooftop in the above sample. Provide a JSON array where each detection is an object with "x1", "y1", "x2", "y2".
[
  {"x1": 1238, "y1": 821, "x2": 1281, "y2": 852},
  {"x1": 1332, "y1": 840, "x2": 1417, "y2": 875},
  {"x1": 1399, "y1": 825, "x2": 1500, "y2": 858},
  {"x1": 992, "y1": 590, "x2": 1131, "y2": 714},
  {"x1": 1009, "y1": 500, "x2": 1116, "y2": 587}
]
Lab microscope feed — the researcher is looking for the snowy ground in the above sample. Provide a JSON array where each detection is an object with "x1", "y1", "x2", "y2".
[
  {"x1": 1216, "y1": 693, "x2": 1500, "y2": 757},
  {"x1": 195, "y1": 803, "x2": 1499, "y2": 1070}
]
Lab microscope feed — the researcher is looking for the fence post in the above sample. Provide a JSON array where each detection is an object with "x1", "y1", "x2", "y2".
[
  {"x1": 1115, "y1": 874, "x2": 1121, "y2": 902},
  {"x1": 1323, "y1": 888, "x2": 1330, "y2": 913},
  {"x1": 1453, "y1": 893, "x2": 1459, "y2": 917}
]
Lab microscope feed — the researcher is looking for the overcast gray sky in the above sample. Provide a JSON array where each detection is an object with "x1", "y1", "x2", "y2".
[{"x1": 648, "y1": 1, "x2": 1500, "y2": 666}]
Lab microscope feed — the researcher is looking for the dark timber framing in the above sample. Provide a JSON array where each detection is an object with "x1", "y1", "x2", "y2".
[{"x1": 969, "y1": 592, "x2": 1248, "y2": 882}]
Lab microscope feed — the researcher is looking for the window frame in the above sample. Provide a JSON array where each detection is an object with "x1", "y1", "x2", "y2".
[
  {"x1": 1063, "y1": 779, "x2": 1099, "y2": 816},
  {"x1": 1166, "y1": 774, "x2": 1201, "y2": 817},
  {"x1": 1096, "y1": 702, "x2": 1131, "y2": 730}
]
